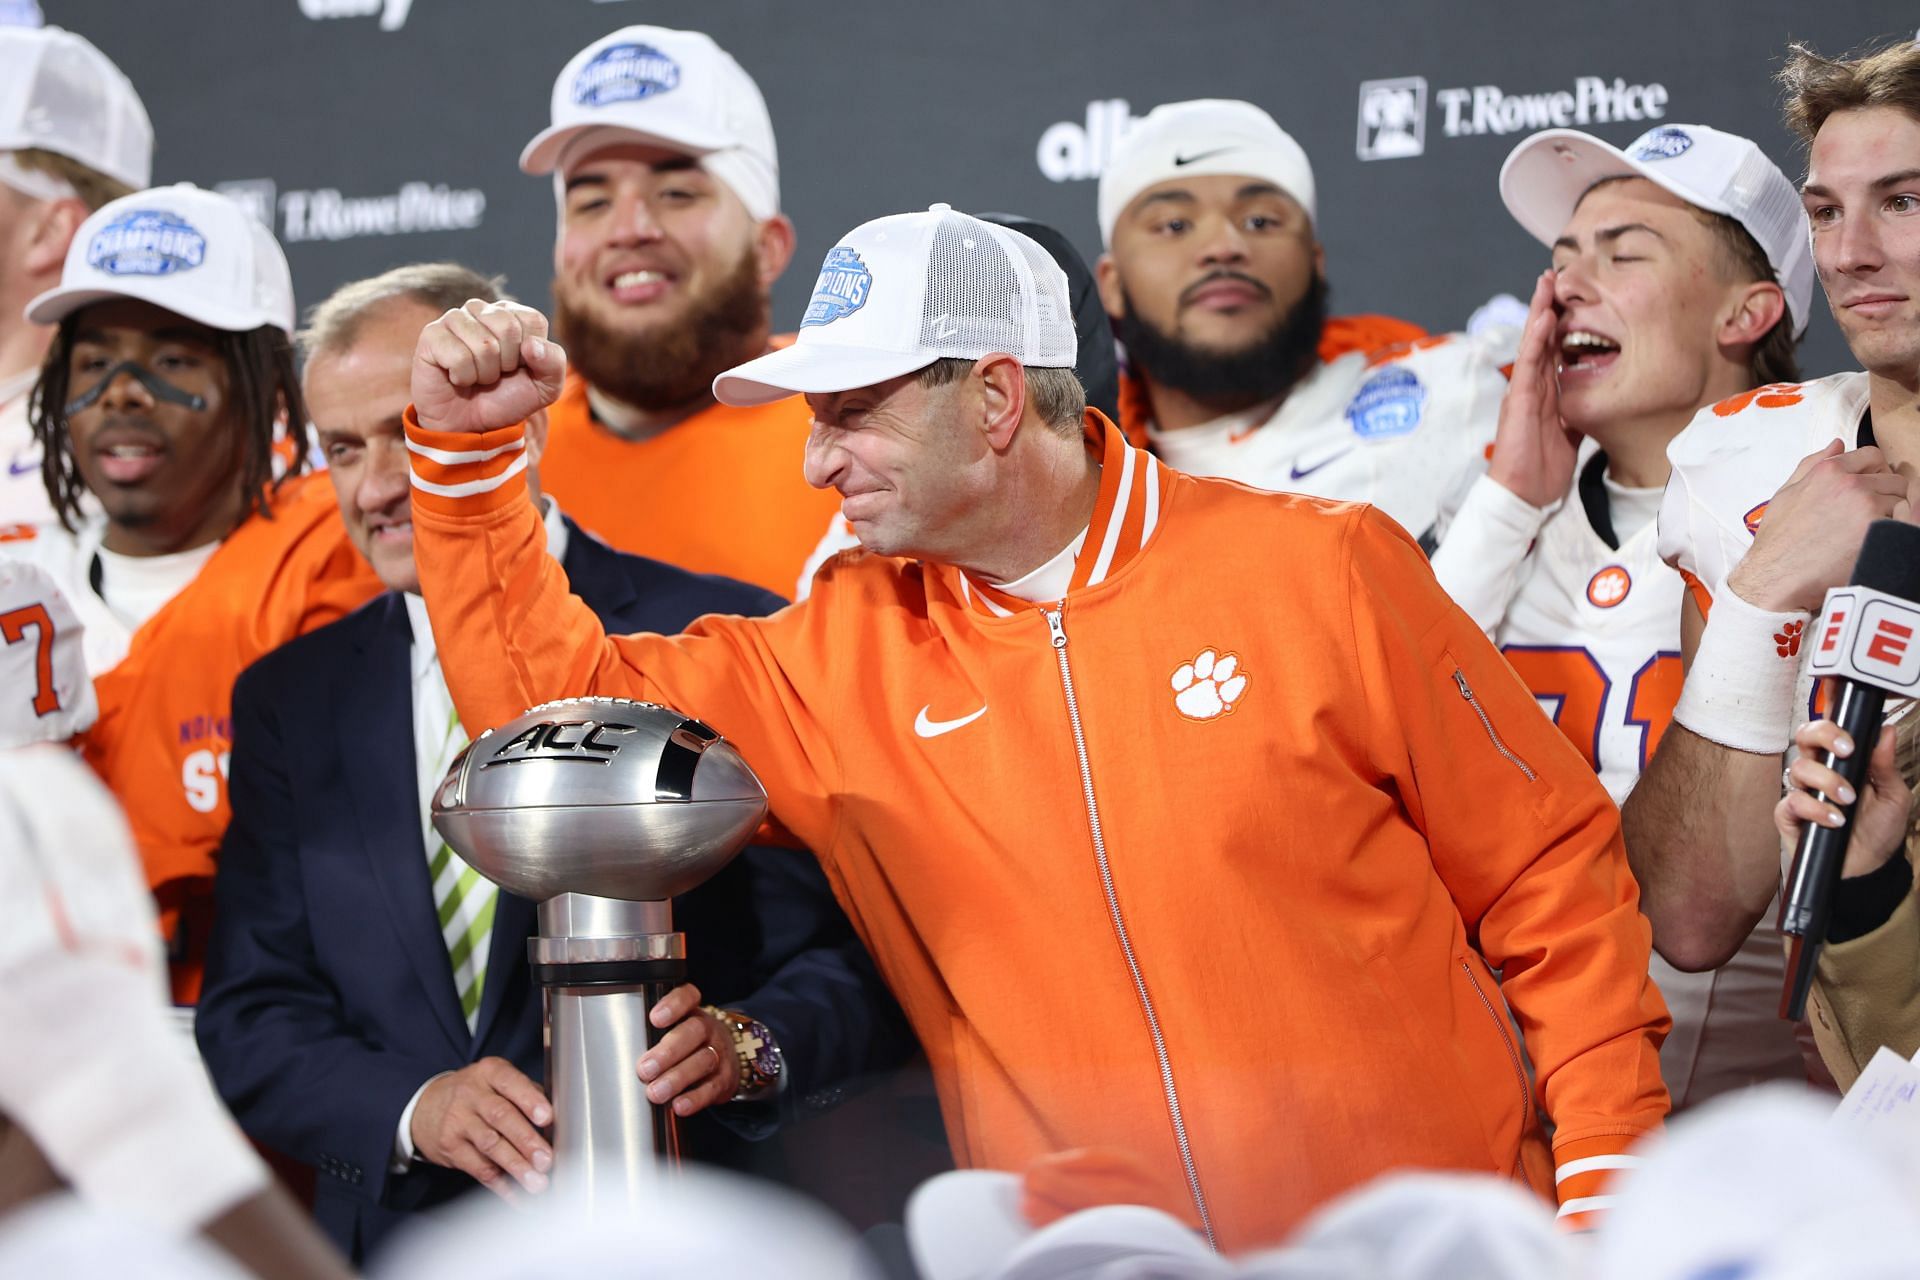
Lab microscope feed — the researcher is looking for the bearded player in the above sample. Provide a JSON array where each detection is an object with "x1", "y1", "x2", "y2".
[
  {"x1": 518, "y1": 25, "x2": 840, "y2": 596},
  {"x1": 1093, "y1": 98, "x2": 1499, "y2": 546}
]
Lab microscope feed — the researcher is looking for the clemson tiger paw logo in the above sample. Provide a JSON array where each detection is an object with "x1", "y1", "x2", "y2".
[
  {"x1": 1712, "y1": 383, "x2": 1805, "y2": 417},
  {"x1": 1775, "y1": 619, "x2": 1804, "y2": 658},
  {"x1": 1171, "y1": 649, "x2": 1249, "y2": 721}
]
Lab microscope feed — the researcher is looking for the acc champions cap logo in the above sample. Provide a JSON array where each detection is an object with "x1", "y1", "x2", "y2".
[
  {"x1": 1345, "y1": 366, "x2": 1427, "y2": 439},
  {"x1": 802, "y1": 246, "x2": 872, "y2": 327},
  {"x1": 1629, "y1": 126, "x2": 1693, "y2": 161},
  {"x1": 573, "y1": 42, "x2": 682, "y2": 108},
  {"x1": 87, "y1": 210, "x2": 208, "y2": 278}
]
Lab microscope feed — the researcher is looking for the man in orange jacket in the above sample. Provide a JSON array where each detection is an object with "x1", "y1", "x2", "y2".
[
  {"x1": 404, "y1": 205, "x2": 1670, "y2": 1250},
  {"x1": 519, "y1": 25, "x2": 840, "y2": 596}
]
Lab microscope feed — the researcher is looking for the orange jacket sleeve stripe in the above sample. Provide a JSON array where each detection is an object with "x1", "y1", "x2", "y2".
[{"x1": 404, "y1": 411, "x2": 529, "y2": 516}]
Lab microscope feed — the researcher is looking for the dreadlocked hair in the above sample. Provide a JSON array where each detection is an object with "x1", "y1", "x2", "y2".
[{"x1": 29, "y1": 319, "x2": 309, "y2": 533}]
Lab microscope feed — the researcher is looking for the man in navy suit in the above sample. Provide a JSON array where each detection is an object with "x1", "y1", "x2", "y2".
[{"x1": 195, "y1": 264, "x2": 914, "y2": 1265}]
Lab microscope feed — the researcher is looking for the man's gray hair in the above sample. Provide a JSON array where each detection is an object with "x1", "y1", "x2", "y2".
[
  {"x1": 914, "y1": 357, "x2": 1087, "y2": 438},
  {"x1": 298, "y1": 262, "x2": 510, "y2": 362}
]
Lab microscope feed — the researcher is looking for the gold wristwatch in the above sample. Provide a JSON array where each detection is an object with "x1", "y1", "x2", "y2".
[{"x1": 703, "y1": 1005, "x2": 784, "y2": 1102}]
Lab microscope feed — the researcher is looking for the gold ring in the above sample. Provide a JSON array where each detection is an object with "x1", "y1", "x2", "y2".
[{"x1": 706, "y1": 1043, "x2": 723, "y2": 1070}]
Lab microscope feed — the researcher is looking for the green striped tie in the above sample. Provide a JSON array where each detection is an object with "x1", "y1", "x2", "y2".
[{"x1": 428, "y1": 705, "x2": 496, "y2": 1030}]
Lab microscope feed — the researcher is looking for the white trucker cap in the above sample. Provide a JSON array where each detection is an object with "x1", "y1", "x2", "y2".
[
  {"x1": 25, "y1": 183, "x2": 296, "y2": 335},
  {"x1": 1097, "y1": 98, "x2": 1315, "y2": 247},
  {"x1": 1501, "y1": 123, "x2": 1815, "y2": 336},
  {"x1": 714, "y1": 203, "x2": 1077, "y2": 406},
  {"x1": 520, "y1": 25, "x2": 779, "y2": 220},
  {"x1": 0, "y1": 24, "x2": 152, "y2": 200}
]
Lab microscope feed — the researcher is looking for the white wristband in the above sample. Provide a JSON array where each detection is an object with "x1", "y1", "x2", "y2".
[{"x1": 1672, "y1": 584, "x2": 1809, "y2": 754}]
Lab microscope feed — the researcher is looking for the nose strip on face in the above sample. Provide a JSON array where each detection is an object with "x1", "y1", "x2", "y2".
[{"x1": 64, "y1": 361, "x2": 209, "y2": 418}]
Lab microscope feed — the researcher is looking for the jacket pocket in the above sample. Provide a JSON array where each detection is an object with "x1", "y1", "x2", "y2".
[
  {"x1": 1458, "y1": 955, "x2": 1534, "y2": 1177},
  {"x1": 1450, "y1": 667, "x2": 1536, "y2": 782}
]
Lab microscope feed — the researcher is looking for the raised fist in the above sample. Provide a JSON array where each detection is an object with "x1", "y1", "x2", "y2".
[{"x1": 412, "y1": 299, "x2": 568, "y2": 436}]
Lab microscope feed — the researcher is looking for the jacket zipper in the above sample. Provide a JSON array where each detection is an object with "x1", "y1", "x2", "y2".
[
  {"x1": 1460, "y1": 959, "x2": 1531, "y2": 1177},
  {"x1": 1044, "y1": 606, "x2": 1218, "y2": 1250},
  {"x1": 1452, "y1": 670, "x2": 1536, "y2": 781}
]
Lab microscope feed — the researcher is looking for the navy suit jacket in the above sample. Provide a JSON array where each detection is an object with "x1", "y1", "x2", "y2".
[{"x1": 197, "y1": 519, "x2": 913, "y2": 1264}]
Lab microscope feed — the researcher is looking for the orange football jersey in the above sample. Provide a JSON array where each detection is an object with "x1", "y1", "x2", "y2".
[
  {"x1": 73, "y1": 474, "x2": 381, "y2": 1001},
  {"x1": 538, "y1": 367, "x2": 842, "y2": 597}
]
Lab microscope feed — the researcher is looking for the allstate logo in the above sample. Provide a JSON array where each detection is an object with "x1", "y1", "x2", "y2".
[
  {"x1": 573, "y1": 43, "x2": 681, "y2": 108},
  {"x1": 802, "y1": 247, "x2": 872, "y2": 327},
  {"x1": 1629, "y1": 126, "x2": 1693, "y2": 162},
  {"x1": 1344, "y1": 367, "x2": 1427, "y2": 439},
  {"x1": 87, "y1": 210, "x2": 207, "y2": 278}
]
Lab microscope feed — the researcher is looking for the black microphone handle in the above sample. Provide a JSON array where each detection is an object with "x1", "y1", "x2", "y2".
[{"x1": 1779, "y1": 678, "x2": 1886, "y2": 1019}]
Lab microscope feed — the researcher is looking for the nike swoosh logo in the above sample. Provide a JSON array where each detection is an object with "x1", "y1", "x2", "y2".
[
  {"x1": 1289, "y1": 448, "x2": 1354, "y2": 480},
  {"x1": 914, "y1": 705, "x2": 987, "y2": 739},
  {"x1": 7, "y1": 457, "x2": 37, "y2": 478},
  {"x1": 1173, "y1": 147, "x2": 1237, "y2": 167}
]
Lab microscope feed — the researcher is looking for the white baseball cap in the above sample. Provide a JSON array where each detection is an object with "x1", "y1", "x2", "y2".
[
  {"x1": 0, "y1": 24, "x2": 152, "y2": 198},
  {"x1": 520, "y1": 25, "x2": 780, "y2": 221},
  {"x1": 25, "y1": 183, "x2": 296, "y2": 335},
  {"x1": 1097, "y1": 98, "x2": 1315, "y2": 247},
  {"x1": 1501, "y1": 123, "x2": 1815, "y2": 336},
  {"x1": 714, "y1": 203, "x2": 1077, "y2": 406}
]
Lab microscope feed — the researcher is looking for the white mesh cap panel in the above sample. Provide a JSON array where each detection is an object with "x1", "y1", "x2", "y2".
[
  {"x1": 711, "y1": 203, "x2": 1080, "y2": 405},
  {"x1": 918, "y1": 209, "x2": 1077, "y2": 369}
]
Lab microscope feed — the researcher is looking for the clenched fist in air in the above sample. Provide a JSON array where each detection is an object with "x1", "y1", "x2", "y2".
[{"x1": 412, "y1": 299, "x2": 568, "y2": 436}]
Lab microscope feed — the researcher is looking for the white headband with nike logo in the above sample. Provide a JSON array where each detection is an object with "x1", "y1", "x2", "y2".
[{"x1": 1097, "y1": 98, "x2": 1317, "y2": 247}]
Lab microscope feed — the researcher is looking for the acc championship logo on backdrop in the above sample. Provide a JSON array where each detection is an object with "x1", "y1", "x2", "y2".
[
  {"x1": 1345, "y1": 367, "x2": 1426, "y2": 439},
  {"x1": 296, "y1": 0, "x2": 412, "y2": 32},
  {"x1": 1356, "y1": 72, "x2": 1671, "y2": 160},
  {"x1": 802, "y1": 247, "x2": 871, "y2": 327},
  {"x1": 574, "y1": 42, "x2": 681, "y2": 107},
  {"x1": 89, "y1": 210, "x2": 206, "y2": 277},
  {"x1": 216, "y1": 179, "x2": 486, "y2": 244}
]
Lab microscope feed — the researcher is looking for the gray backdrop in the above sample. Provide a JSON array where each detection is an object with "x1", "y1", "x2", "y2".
[{"x1": 40, "y1": 1, "x2": 1910, "y2": 378}]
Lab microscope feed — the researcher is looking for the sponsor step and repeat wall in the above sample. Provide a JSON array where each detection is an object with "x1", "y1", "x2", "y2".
[{"x1": 37, "y1": 0, "x2": 1906, "y2": 379}]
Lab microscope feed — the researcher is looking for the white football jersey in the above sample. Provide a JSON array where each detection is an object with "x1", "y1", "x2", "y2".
[
  {"x1": 1660, "y1": 372, "x2": 1873, "y2": 730},
  {"x1": 1493, "y1": 452, "x2": 1801, "y2": 1106},
  {"x1": 0, "y1": 521, "x2": 136, "y2": 680},
  {"x1": 1660, "y1": 372, "x2": 1871, "y2": 605},
  {"x1": 0, "y1": 554, "x2": 97, "y2": 747},
  {"x1": 0, "y1": 369, "x2": 55, "y2": 529},
  {"x1": 1496, "y1": 470, "x2": 1684, "y2": 806},
  {"x1": 1142, "y1": 334, "x2": 1506, "y2": 542}
]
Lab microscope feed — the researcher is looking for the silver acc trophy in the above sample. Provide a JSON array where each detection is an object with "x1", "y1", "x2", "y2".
[{"x1": 430, "y1": 696, "x2": 767, "y2": 1206}]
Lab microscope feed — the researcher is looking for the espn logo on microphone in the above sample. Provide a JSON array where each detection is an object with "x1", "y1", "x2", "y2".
[{"x1": 1808, "y1": 586, "x2": 1920, "y2": 692}]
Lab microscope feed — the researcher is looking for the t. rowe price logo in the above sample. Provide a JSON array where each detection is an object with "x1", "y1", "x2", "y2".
[
  {"x1": 297, "y1": 0, "x2": 412, "y2": 31},
  {"x1": 218, "y1": 179, "x2": 486, "y2": 244},
  {"x1": 1357, "y1": 73, "x2": 1671, "y2": 159},
  {"x1": 1036, "y1": 98, "x2": 1141, "y2": 182}
]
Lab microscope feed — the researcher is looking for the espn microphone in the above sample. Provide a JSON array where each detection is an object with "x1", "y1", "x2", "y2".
[{"x1": 1779, "y1": 519, "x2": 1920, "y2": 1020}]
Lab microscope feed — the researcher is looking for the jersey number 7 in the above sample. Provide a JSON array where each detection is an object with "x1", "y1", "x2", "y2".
[{"x1": 1, "y1": 603, "x2": 61, "y2": 717}]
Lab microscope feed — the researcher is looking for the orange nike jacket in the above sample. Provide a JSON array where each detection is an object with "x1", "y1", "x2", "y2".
[{"x1": 406, "y1": 407, "x2": 1669, "y2": 1248}]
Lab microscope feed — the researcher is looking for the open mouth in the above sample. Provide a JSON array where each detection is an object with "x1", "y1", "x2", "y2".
[
  {"x1": 605, "y1": 267, "x2": 675, "y2": 305},
  {"x1": 1558, "y1": 328, "x2": 1621, "y2": 375},
  {"x1": 95, "y1": 441, "x2": 164, "y2": 485}
]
